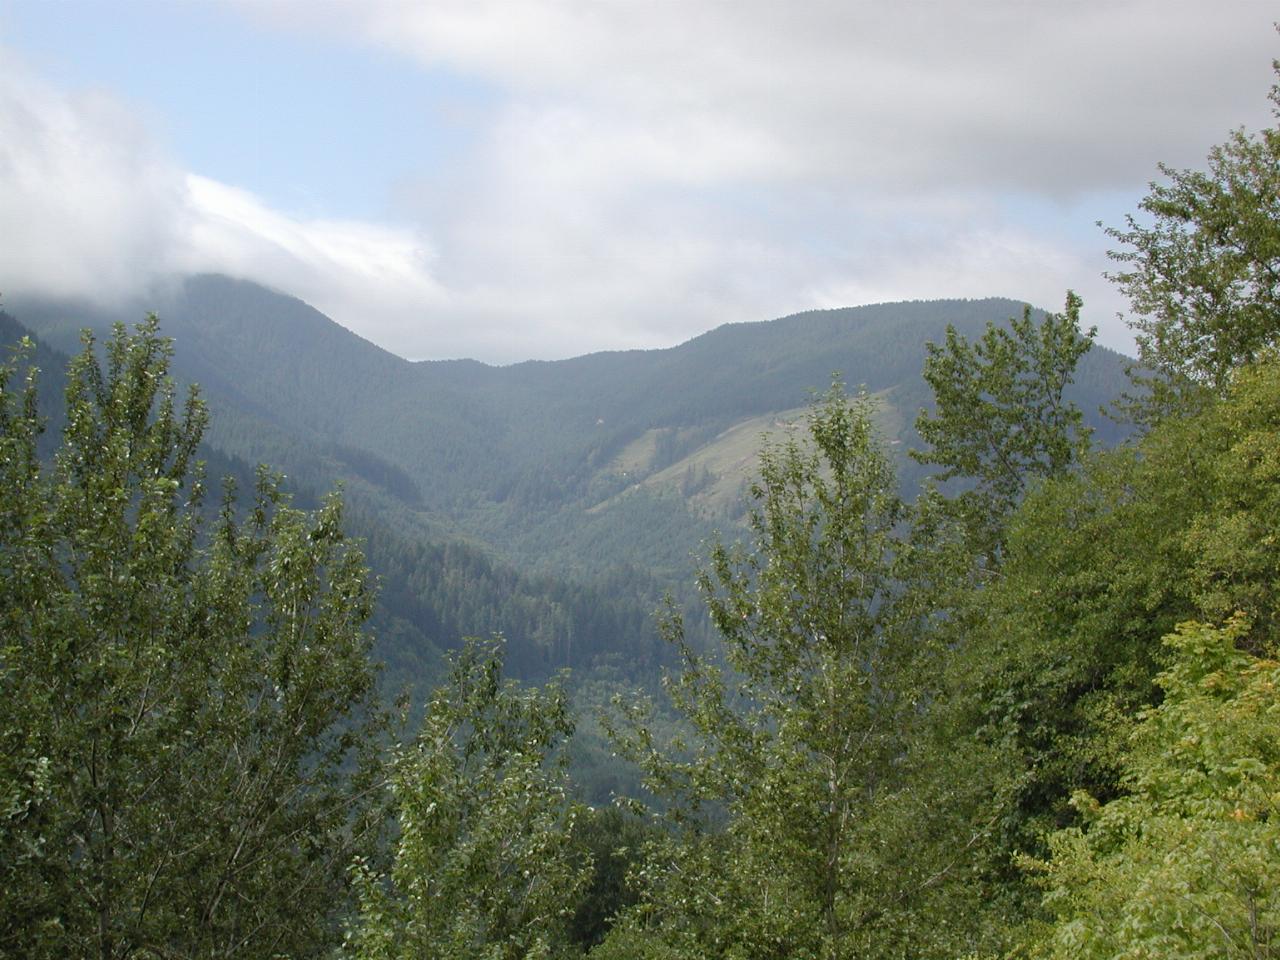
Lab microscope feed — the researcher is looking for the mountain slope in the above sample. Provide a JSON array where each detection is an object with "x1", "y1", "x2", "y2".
[{"x1": 8, "y1": 273, "x2": 1133, "y2": 609}]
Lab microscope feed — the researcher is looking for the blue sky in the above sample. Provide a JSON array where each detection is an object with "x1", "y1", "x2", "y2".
[
  {"x1": 3, "y1": 0, "x2": 492, "y2": 220},
  {"x1": 0, "y1": 1, "x2": 1276, "y2": 362}
]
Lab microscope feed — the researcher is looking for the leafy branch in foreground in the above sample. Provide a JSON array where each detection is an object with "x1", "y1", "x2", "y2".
[{"x1": 1029, "y1": 616, "x2": 1280, "y2": 959}]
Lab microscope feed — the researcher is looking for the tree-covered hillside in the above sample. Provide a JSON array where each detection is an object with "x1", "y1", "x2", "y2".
[{"x1": 8, "y1": 282, "x2": 1130, "y2": 580}]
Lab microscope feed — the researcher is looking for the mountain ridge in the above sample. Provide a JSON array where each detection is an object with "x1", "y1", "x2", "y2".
[{"x1": 6, "y1": 273, "x2": 1134, "y2": 678}]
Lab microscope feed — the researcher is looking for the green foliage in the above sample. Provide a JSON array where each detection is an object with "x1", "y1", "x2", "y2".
[
  {"x1": 0, "y1": 319, "x2": 385, "y2": 959},
  {"x1": 605, "y1": 384, "x2": 979, "y2": 958},
  {"x1": 955, "y1": 447, "x2": 1187, "y2": 847},
  {"x1": 1028, "y1": 616, "x2": 1280, "y2": 959},
  {"x1": 348, "y1": 638, "x2": 589, "y2": 960},
  {"x1": 1180, "y1": 355, "x2": 1280, "y2": 645},
  {"x1": 912, "y1": 292, "x2": 1094, "y2": 551},
  {"x1": 950, "y1": 353, "x2": 1280, "y2": 899},
  {"x1": 564, "y1": 805, "x2": 655, "y2": 951},
  {"x1": 1106, "y1": 64, "x2": 1280, "y2": 415}
]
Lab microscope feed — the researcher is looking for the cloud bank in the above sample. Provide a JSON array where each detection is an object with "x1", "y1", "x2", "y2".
[
  {"x1": 0, "y1": 52, "x2": 449, "y2": 343},
  {"x1": 2, "y1": 3, "x2": 1277, "y2": 362}
]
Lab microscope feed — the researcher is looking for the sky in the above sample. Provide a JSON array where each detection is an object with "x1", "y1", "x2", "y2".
[{"x1": 0, "y1": 1, "x2": 1275, "y2": 364}]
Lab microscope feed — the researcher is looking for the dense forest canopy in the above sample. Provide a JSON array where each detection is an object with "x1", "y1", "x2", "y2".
[{"x1": 3, "y1": 53, "x2": 1280, "y2": 960}]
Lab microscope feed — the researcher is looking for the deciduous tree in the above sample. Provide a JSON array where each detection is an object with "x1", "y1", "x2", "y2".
[
  {"x1": 1029, "y1": 616, "x2": 1280, "y2": 959},
  {"x1": 1106, "y1": 62, "x2": 1280, "y2": 417},
  {"x1": 912, "y1": 292, "x2": 1094, "y2": 557},
  {"x1": 0, "y1": 319, "x2": 385, "y2": 959},
  {"x1": 348, "y1": 638, "x2": 589, "y2": 960},
  {"x1": 602, "y1": 385, "x2": 969, "y2": 959}
]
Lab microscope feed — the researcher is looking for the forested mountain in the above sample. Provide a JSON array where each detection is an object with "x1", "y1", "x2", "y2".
[
  {"x1": 3, "y1": 280, "x2": 1132, "y2": 717},
  {"x1": 8, "y1": 278, "x2": 1130, "y2": 577},
  {"x1": 5, "y1": 280, "x2": 1132, "y2": 695}
]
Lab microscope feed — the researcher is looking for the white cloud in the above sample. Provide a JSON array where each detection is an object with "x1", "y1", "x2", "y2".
[
  {"x1": 254, "y1": 0, "x2": 1278, "y2": 193},
  {"x1": 3, "y1": 4, "x2": 1278, "y2": 362},
  {"x1": 181, "y1": 175, "x2": 446, "y2": 348},
  {"x1": 0, "y1": 53, "x2": 189, "y2": 305},
  {"x1": 236, "y1": 0, "x2": 1276, "y2": 359},
  {"x1": 0, "y1": 52, "x2": 448, "y2": 352}
]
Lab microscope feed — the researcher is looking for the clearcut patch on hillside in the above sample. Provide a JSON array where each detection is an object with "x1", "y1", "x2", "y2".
[{"x1": 591, "y1": 391, "x2": 902, "y2": 520}]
